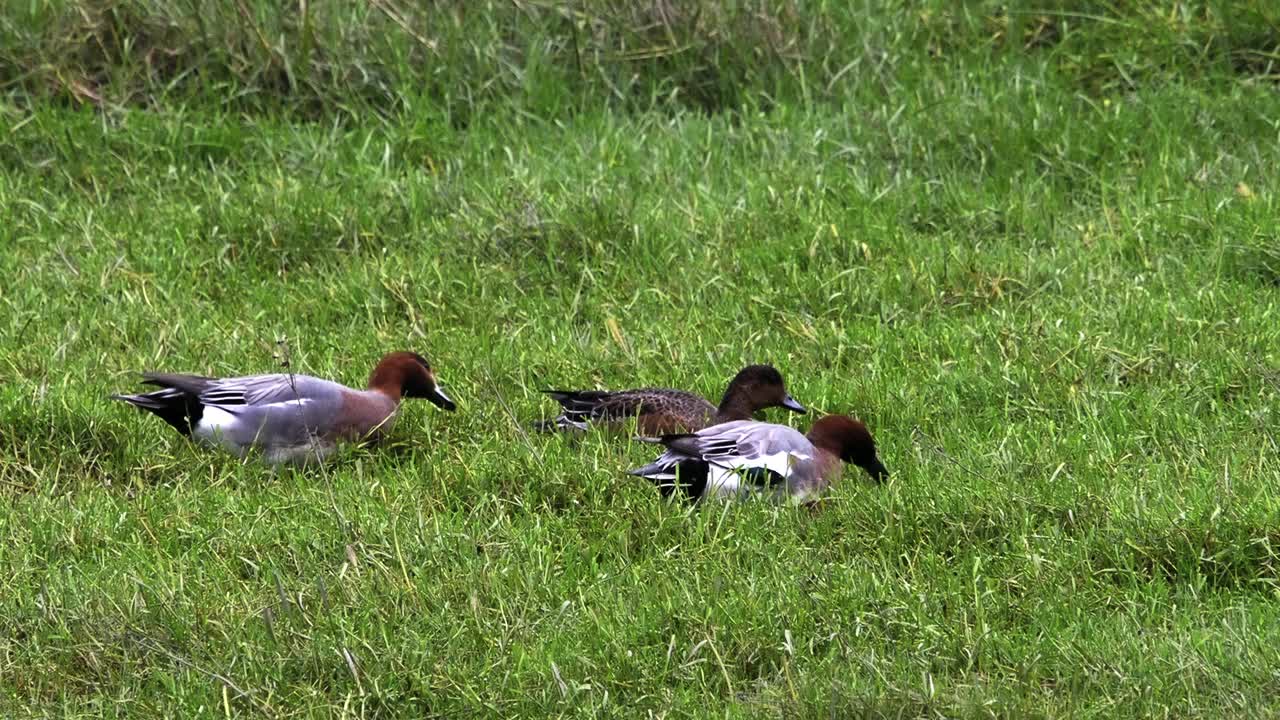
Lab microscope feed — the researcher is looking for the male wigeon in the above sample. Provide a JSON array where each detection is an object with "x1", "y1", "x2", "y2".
[
  {"x1": 112, "y1": 351, "x2": 456, "y2": 464},
  {"x1": 538, "y1": 364, "x2": 806, "y2": 435},
  {"x1": 627, "y1": 414, "x2": 888, "y2": 503}
]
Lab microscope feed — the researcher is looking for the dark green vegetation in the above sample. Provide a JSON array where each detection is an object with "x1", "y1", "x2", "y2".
[{"x1": 3, "y1": 1, "x2": 1280, "y2": 716}]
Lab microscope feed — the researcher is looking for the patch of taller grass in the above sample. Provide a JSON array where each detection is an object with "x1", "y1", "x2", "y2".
[{"x1": 2, "y1": 1, "x2": 1277, "y2": 119}]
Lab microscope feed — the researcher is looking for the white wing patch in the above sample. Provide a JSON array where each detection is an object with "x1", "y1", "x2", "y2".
[
  {"x1": 194, "y1": 399, "x2": 315, "y2": 452},
  {"x1": 704, "y1": 450, "x2": 812, "y2": 498},
  {"x1": 631, "y1": 421, "x2": 821, "y2": 501},
  {"x1": 194, "y1": 407, "x2": 245, "y2": 453},
  {"x1": 705, "y1": 466, "x2": 744, "y2": 497}
]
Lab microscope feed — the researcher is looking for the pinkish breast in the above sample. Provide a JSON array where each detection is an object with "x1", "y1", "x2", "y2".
[
  {"x1": 813, "y1": 448, "x2": 844, "y2": 489},
  {"x1": 337, "y1": 390, "x2": 400, "y2": 441}
]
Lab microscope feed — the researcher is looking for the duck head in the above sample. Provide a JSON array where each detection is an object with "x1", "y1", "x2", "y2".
[
  {"x1": 368, "y1": 351, "x2": 457, "y2": 411},
  {"x1": 719, "y1": 364, "x2": 807, "y2": 417},
  {"x1": 807, "y1": 414, "x2": 888, "y2": 482}
]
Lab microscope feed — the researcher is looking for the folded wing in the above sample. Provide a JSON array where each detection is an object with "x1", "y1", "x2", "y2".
[{"x1": 629, "y1": 420, "x2": 815, "y2": 498}]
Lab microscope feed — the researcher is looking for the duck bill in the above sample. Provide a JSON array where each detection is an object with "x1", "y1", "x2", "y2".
[
  {"x1": 864, "y1": 458, "x2": 889, "y2": 483},
  {"x1": 781, "y1": 394, "x2": 807, "y2": 414},
  {"x1": 427, "y1": 385, "x2": 457, "y2": 411}
]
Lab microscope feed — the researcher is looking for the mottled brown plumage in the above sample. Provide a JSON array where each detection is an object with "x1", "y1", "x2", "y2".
[{"x1": 538, "y1": 364, "x2": 805, "y2": 434}]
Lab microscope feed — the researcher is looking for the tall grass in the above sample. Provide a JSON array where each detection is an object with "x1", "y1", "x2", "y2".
[{"x1": 2, "y1": 1, "x2": 1277, "y2": 119}]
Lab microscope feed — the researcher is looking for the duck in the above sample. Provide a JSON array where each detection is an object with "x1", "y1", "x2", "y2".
[
  {"x1": 111, "y1": 351, "x2": 456, "y2": 464},
  {"x1": 537, "y1": 364, "x2": 806, "y2": 435},
  {"x1": 627, "y1": 414, "x2": 888, "y2": 503}
]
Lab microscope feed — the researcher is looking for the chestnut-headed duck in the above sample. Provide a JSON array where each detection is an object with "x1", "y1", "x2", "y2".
[
  {"x1": 538, "y1": 364, "x2": 806, "y2": 435},
  {"x1": 628, "y1": 414, "x2": 888, "y2": 503},
  {"x1": 112, "y1": 351, "x2": 456, "y2": 464}
]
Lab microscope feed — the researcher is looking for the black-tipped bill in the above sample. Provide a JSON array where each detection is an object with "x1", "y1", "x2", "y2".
[
  {"x1": 427, "y1": 385, "x2": 457, "y2": 411},
  {"x1": 781, "y1": 394, "x2": 807, "y2": 414}
]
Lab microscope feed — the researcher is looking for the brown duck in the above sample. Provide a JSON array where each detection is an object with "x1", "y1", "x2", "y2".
[{"x1": 538, "y1": 364, "x2": 806, "y2": 435}]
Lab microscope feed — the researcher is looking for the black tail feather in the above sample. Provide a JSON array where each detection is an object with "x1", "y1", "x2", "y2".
[
  {"x1": 532, "y1": 415, "x2": 589, "y2": 433},
  {"x1": 538, "y1": 389, "x2": 617, "y2": 431},
  {"x1": 629, "y1": 459, "x2": 709, "y2": 501},
  {"x1": 542, "y1": 389, "x2": 611, "y2": 405},
  {"x1": 112, "y1": 388, "x2": 203, "y2": 436},
  {"x1": 540, "y1": 388, "x2": 669, "y2": 432}
]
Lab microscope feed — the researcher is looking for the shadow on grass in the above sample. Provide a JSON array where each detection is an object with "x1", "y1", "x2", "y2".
[{"x1": 1226, "y1": 241, "x2": 1280, "y2": 288}]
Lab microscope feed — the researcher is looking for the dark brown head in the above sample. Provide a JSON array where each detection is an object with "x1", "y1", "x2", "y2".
[
  {"x1": 806, "y1": 414, "x2": 888, "y2": 482},
  {"x1": 367, "y1": 351, "x2": 456, "y2": 411},
  {"x1": 717, "y1": 364, "x2": 806, "y2": 420}
]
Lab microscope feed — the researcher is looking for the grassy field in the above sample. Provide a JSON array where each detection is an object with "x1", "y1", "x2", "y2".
[{"x1": 3, "y1": 1, "x2": 1280, "y2": 716}]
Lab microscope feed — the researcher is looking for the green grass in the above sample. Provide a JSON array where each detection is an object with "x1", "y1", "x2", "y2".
[{"x1": 3, "y1": 1, "x2": 1280, "y2": 717}]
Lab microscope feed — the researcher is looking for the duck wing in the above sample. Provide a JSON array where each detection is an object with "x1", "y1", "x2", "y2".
[
  {"x1": 632, "y1": 420, "x2": 813, "y2": 489},
  {"x1": 142, "y1": 372, "x2": 340, "y2": 410}
]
